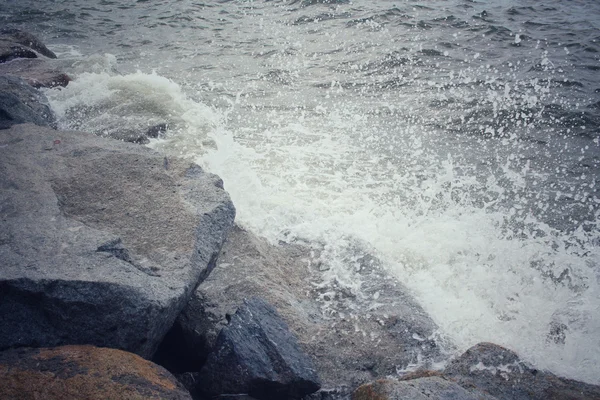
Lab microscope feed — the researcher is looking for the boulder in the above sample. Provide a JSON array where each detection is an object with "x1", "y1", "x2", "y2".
[
  {"x1": 0, "y1": 75, "x2": 56, "y2": 129},
  {"x1": 159, "y1": 226, "x2": 443, "y2": 397},
  {"x1": 0, "y1": 29, "x2": 57, "y2": 60},
  {"x1": 198, "y1": 297, "x2": 321, "y2": 399},
  {"x1": 352, "y1": 377, "x2": 497, "y2": 400},
  {"x1": 443, "y1": 342, "x2": 600, "y2": 400},
  {"x1": 0, "y1": 345, "x2": 191, "y2": 399},
  {"x1": 0, "y1": 124, "x2": 235, "y2": 358},
  {"x1": 0, "y1": 58, "x2": 71, "y2": 88}
]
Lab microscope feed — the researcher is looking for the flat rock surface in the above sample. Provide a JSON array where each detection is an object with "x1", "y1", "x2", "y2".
[
  {"x1": 199, "y1": 297, "x2": 321, "y2": 399},
  {"x1": 443, "y1": 343, "x2": 600, "y2": 400},
  {"x1": 0, "y1": 124, "x2": 235, "y2": 358},
  {"x1": 166, "y1": 226, "x2": 445, "y2": 397},
  {"x1": 0, "y1": 75, "x2": 56, "y2": 129},
  {"x1": 352, "y1": 377, "x2": 497, "y2": 400},
  {"x1": 0, "y1": 345, "x2": 191, "y2": 400}
]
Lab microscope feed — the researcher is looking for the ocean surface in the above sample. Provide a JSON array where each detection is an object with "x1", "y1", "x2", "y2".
[{"x1": 2, "y1": 0, "x2": 599, "y2": 384}]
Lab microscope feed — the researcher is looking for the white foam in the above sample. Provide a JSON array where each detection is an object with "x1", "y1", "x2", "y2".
[{"x1": 45, "y1": 66, "x2": 600, "y2": 384}]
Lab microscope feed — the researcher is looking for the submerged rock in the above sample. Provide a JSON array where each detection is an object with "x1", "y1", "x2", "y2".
[
  {"x1": 159, "y1": 226, "x2": 444, "y2": 397},
  {"x1": 0, "y1": 75, "x2": 56, "y2": 129},
  {"x1": 352, "y1": 377, "x2": 497, "y2": 400},
  {"x1": 444, "y1": 342, "x2": 600, "y2": 400},
  {"x1": 198, "y1": 297, "x2": 321, "y2": 399},
  {"x1": 0, "y1": 124, "x2": 235, "y2": 358},
  {"x1": 0, "y1": 345, "x2": 191, "y2": 399}
]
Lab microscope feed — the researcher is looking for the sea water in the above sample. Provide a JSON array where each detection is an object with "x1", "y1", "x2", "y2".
[{"x1": 3, "y1": 0, "x2": 599, "y2": 384}]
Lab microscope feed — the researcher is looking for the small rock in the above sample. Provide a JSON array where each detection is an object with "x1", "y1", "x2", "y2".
[
  {"x1": 444, "y1": 342, "x2": 600, "y2": 400},
  {"x1": 0, "y1": 41, "x2": 38, "y2": 63},
  {"x1": 0, "y1": 58, "x2": 71, "y2": 88},
  {"x1": 0, "y1": 345, "x2": 192, "y2": 399},
  {"x1": 0, "y1": 75, "x2": 56, "y2": 129},
  {"x1": 0, "y1": 28, "x2": 57, "y2": 59},
  {"x1": 198, "y1": 297, "x2": 321, "y2": 399},
  {"x1": 352, "y1": 377, "x2": 497, "y2": 400},
  {"x1": 146, "y1": 122, "x2": 169, "y2": 139}
]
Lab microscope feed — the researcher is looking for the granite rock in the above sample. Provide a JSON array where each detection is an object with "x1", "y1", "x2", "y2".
[{"x1": 0, "y1": 124, "x2": 235, "y2": 358}]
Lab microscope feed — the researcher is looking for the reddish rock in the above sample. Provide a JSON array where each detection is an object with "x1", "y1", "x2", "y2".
[{"x1": 0, "y1": 345, "x2": 192, "y2": 400}]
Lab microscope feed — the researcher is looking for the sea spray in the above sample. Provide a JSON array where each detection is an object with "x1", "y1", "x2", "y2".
[{"x1": 35, "y1": 0, "x2": 600, "y2": 384}]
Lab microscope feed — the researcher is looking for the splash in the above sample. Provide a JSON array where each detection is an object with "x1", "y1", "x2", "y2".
[{"x1": 44, "y1": 62, "x2": 600, "y2": 384}]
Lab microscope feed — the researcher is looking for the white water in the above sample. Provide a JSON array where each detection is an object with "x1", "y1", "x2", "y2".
[{"x1": 44, "y1": 61, "x2": 600, "y2": 384}]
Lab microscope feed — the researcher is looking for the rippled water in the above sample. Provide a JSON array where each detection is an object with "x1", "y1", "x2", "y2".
[{"x1": 3, "y1": 0, "x2": 600, "y2": 384}]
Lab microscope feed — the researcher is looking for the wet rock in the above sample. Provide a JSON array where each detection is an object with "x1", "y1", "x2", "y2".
[
  {"x1": 0, "y1": 124, "x2": 235, "y2": 358},
  {"x1": 443, "y1": 342, "x2": 600, "y2": 400},
  {"x1": 198, "y1": 297, "x2": 321, "y2": 399},
  {"x1": 146, "y1": 122, "x2": 169, "y2": 139},
  {"x1": 352, "y1": 377, "x2": 497, "y2": 400},
  {"x1": 88, "y1": 121, "x2": 170, "y2": 145},
  {"x1": 0, "y1": 75, "x2": 56, "y2": 129},
  {"x1": 161, "y1": 226, "x2": 443, "y2": 396},
  {"x1": 0, "y1": 345, "x2": 191, "y2": 399},
  {"x1": 0, "y1": 58, "x2": 71, "y2": 88},
  {"x1": 0, "y1": 41, "x2": 37, "y2": 63},
  {"x1": 0, "y1": 29, "x2": 57, "y2": 60}
]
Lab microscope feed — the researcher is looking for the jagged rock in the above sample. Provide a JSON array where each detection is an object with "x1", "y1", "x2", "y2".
[
  {"x1": 0, "y1": 345, "x2": 192, "y2": 399},
  {"x1": 0, "y1": 75, "x2": 56, "y2": 129},
  {"x1": 159, "y1": 226, "x2": 443, "y2": 395},
  {"x1": 443, "y1": 342, "x2": 600, "y2": 400},
  {"x1": 198, "y1": 297, "x2": 321, "y2": 399},
  {"x1": 0, "y1": 124, "x2": 235, "y2": 358},
  {"x1": 0, "y1": 29, "x2": 57, "y2": 59},
  {"x1": 0, "y1": 58, "x2": 71, "y2": 88},
  {"x1": 352, "y1": 377, "x2": 497, "y2": 400}
]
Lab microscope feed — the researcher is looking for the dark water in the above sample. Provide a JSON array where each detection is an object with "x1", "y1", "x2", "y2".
[{"x1": 2, "y1": 0, "x2": 599, "y2": 383}]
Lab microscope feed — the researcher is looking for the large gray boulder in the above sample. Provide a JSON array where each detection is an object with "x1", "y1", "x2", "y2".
[
  {"x1": 444, "y1": 342, "x2": 600, "y2": 400},
  {"x1": 0, "y1": 124, "x2": 235, "y2": 358},
  {"x1": 161, "y1": 226, "x2": 444, "y2": 397},
  {"x1": 0, "y1": 75, "x2": 56, "y2": 129},
  {"x1": 198, "y1": 297, "x2": 321, "y2": 399}
]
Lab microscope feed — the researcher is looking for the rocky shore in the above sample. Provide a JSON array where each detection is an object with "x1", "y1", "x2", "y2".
[{"x1": 1, "y1": 30, "x2": 599, "y2": 400}]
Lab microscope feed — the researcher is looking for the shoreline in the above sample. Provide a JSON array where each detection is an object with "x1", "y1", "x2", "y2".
[{"x1": 1, "y1": 29, "x2": 600, "y2": 400}]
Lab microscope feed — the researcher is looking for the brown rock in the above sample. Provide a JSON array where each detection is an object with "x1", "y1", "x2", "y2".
[{"x1": 0, "y1": 345, "x2": 192, "y2": 400}]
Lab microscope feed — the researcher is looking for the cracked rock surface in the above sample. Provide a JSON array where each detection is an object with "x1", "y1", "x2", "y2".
[{"x1": 0, "y1": 124, "x2": 235, "y2": 358}]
